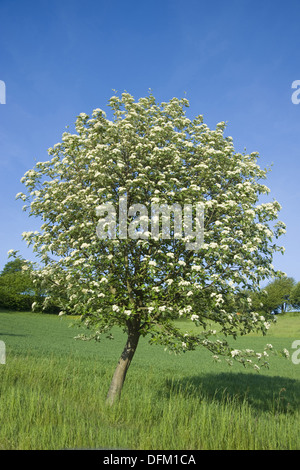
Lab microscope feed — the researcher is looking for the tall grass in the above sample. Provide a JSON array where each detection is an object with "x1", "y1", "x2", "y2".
[{"x1": 0, "y1": 310, "x2": 299, "y2": 450}]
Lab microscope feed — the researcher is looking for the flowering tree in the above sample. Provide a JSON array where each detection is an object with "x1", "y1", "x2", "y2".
[{"x1": 16, "y1": 92, "x2": 286, "y2": 404}]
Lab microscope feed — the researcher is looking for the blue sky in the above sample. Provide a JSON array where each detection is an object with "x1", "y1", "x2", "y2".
[{"x1": 0, "y1": 0, "x2": 299, "y2": 283}]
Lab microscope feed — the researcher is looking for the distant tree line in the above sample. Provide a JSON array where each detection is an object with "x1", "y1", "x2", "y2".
[
  {"x1": 240, "y1": 276, "x2": 300, "y2": 315},
  {"x1": 0, "y1": 258, "x2": 60, "y2": 313}
]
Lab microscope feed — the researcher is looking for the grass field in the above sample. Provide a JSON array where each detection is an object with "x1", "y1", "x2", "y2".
[{"x1": 0, "y1": 308, "x2": 299, "y2": 450}]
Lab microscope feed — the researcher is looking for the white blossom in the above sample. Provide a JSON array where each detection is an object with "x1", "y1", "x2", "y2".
[
  {"x1": 178, "y1": 260, "x2": 186, "y2": 266},
  {"x1": 231, "y1": 349, "x2": 240, "y2": 357}
]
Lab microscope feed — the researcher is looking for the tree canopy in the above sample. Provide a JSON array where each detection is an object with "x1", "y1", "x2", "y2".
[
  {"x1": 248, "y1": 276, "x2": 298, "y2": 314},
  {"x1": 290, "y1": 282, "x2": 300, "y2": 310},
  {"x1": 0, "y1": 258, "x2": 35, "y2": 310},
  {"x1": 262, "y1": 277, "x2": 296, "y2": 314},
  {"x1": 1, "y1": 255, "x2": 60, "y2": 313},
  {"x1": 16, "y1": 92, "x2": 287, "y2": 403},
  {"x1": 1, "y1": 258, "x2": 27, "y2": 275}
]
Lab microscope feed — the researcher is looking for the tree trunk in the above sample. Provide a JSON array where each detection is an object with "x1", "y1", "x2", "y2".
[{"x1": 106, "y1": 320, "x2": 140, "y2": 405}]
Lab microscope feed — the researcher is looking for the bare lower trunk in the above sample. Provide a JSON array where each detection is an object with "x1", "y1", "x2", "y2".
[{"x1": 106, "y1": 320, "x2": 140, "y2": 405}]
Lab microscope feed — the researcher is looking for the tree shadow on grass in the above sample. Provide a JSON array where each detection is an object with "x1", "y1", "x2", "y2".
[
  {"x1": 0, "y1": 333, "x2": 28, "y2": 337},
  {"x1": 163, "y1": 372, "x2": 300, "y2": 414}
]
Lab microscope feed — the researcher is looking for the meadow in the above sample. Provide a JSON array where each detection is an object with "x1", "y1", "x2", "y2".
[{"x1": 0, "y1": 308, "x2": 299, "y2": 450}]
